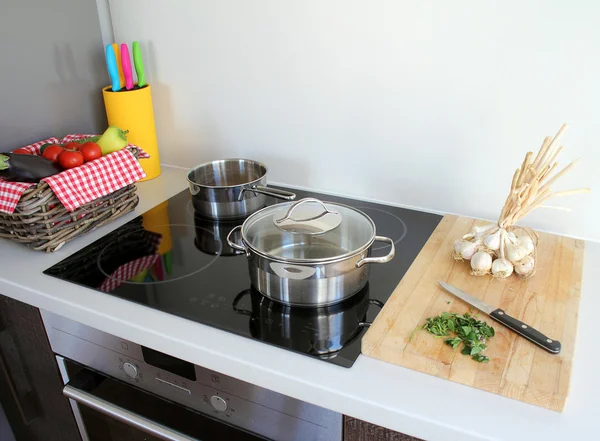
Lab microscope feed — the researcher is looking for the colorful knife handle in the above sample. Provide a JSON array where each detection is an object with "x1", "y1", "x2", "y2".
[
  {"x1": 105, "y1": 45, "x2": 120, "y2": 92},
  {"x1": 121, "y1": 43, "x2": 134, "y2": 90},
  {"x1": 132, "y1": 41, "x2": 146, "y2": 87},
  {"x1": 112, "y1": 43, "x2": 125, "y2": 89}
]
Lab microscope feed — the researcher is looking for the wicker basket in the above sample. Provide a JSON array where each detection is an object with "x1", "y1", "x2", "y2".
[{"x1": 0, "y1": 182, "x2": 139, "y2": 252}]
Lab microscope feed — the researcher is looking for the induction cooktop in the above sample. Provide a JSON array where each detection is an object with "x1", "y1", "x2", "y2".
[{"x1": 45, "y1": 187, "x2": 441, "y2": 367}]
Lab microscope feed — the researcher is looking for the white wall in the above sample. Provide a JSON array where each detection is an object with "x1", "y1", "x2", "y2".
[{"x1": 108, "y1": 0, "x2": 600, "y2": 241}]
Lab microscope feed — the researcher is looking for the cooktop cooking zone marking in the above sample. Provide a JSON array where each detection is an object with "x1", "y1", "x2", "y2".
[
  {"x1": 97, "y1": 224, "x2": 221, "y2": 285},
  {"x1": 355, "y1": 205, "x2": 408, "y2": 251}
]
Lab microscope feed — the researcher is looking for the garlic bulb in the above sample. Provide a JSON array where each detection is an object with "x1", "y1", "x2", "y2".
[
  {"x1": 518, "y1": 235, "x2": 535, "y2": 256},
  {"x1": 477, "y1": 223, "x2": 497, "y2": 234},
  {"x1": 491, "y1": 258, "x2": 514, "y2": 278},
  {"x1": 483, "y1": 229, "x2": 502, "y2": 251},
  {"x1": 454, "y1": 240, "x2": 479, "y2": 260},
  {"x1": 461, "y1": 241, "x2": 479, "y2": 260},
  {"x1": 515, "y1": 255, "x2": 535, "y2": 277},
  {"x1": 454, "y1": 240, "x2": 463, "y2": 254},
  {"x1": 463, "y1": 223, "x2": 497, "y2": 240},
  {"x1": 470, "y1": 251, "x2": 493, "y2": 275},
  {"x1": 505, "y1": 241, "x2": 527, "y2": 263},
  {"x1": 452, "y1": 224, "x2": 538, "y2": 280}
]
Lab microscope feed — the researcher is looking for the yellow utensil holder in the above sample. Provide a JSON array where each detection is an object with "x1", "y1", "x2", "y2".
[{"x1": 102, "y1": 85, "x2": 161, "y2": 181}]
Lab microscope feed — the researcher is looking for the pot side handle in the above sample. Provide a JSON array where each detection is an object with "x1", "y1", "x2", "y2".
[
  {"x1": 356, "y1": 236, "x2": 395, "y2": 268},
  {"x1": 226, "y1": 225, "x2": 248, "y2": 256}
]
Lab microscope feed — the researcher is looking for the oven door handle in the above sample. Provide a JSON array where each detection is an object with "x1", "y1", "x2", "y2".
[{"x1": 63, "y1": 384, "x2": 199, "y2": 441}]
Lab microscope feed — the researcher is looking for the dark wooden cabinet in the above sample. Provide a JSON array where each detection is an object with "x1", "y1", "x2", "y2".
[
  {"x1": 0, "y1": 294, "x2": 80, "y2": 441},
  {"x1": 344, "y1": 416, "x2": 422, "y2": 441}
]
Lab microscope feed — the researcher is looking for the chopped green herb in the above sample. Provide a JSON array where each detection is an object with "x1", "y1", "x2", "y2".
[
  {"x1": 422, "y1": 312, "x2": 495, "y2": 363},
  {"x1": 470, "y1": 345, "x2": 484, "y2": 356},
  {"x1": 409, "y1": 326, "x2": 418, "y2": 342},
  {"x1": 445, "y1": 336, "x2": 462, "y2": 349},
  {"x1": 447, "y1": 319, "x2": 455, "y2": 332}
]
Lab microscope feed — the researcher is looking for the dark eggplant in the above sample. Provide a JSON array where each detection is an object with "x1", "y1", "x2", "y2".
[{"x1": 0, "y1": 153, "x2": 63, "y2": 182}]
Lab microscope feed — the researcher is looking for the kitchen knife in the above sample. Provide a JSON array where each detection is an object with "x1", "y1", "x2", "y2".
[
  {"x1": 105, "y1": 45, "x2": 121, "y2": 91},
  {"x1": 120, "y1": 43, "x2": 134, "y2": 90},
  {"x1": 111, "y1": 43, "x2": 125, "y2": 89},
  {"x1": 132, "y1": 41, "x2": 146, "y2": 87},
  {"x1": 438, "y1": 281, "x2": 561, "y2": 354}
]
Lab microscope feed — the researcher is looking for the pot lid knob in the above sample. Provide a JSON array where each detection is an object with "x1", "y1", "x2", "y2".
[{"x1": 274, "y1": 198, "x2": 342, "y2": 234}]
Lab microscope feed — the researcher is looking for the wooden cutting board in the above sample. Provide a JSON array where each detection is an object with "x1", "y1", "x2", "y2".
[{"x1": 362, "y1": 215, "x2": 584, "y2": 411}]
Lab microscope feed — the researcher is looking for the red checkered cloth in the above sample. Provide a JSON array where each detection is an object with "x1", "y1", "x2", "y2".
[
  {"x1": 0, "y1": 134, "x2": 150, "y2": 213},
  {"x1": 99, "y1": 254, "x2": 160, "y2": 293}
]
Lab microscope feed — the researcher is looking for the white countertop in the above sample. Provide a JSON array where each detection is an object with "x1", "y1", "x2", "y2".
[{"x1": 1, "y1": 165, "x2": 599, "y2": 441}]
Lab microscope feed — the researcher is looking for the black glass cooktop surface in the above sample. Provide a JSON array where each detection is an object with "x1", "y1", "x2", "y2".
[{"x1": 45, "y1": 187, "x2": 441, "y2": 368}]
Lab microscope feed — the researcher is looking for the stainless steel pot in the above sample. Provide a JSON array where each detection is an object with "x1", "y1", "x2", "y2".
[
  {"x1": 187, "y1": 159, "x2": 296, "y2": 220},
  {"x1": 227, "y1": 198, "x2": 395, "y2": 306},
  {"x1": 232, "y1": 284, "x2": 383, "y2": 357}
]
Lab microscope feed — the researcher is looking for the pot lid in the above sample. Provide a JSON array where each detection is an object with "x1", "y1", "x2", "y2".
[{"x1": 242, "y1": 198, "x2": 376, "y2": 262}]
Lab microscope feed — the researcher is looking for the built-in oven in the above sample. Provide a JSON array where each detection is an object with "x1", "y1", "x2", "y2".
[
  {"x1": 57, "y1": 358, "x2": 266, "y2": 441},
  {"x1": 41, "y1": 311, "x2": 342, "y2": 441}
]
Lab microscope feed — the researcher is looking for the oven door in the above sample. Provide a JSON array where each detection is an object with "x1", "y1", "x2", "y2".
[{"x1": 56, "y1": 357, "x2": 266, "y2": 441}]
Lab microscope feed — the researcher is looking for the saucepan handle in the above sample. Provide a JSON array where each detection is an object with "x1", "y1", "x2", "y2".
[
  {"x1": 226, "y1": 225, "x2": 248, "y2": 256},
  {"x1": 356, "y1": 236, "x2": 395, "y2": 268},
  {"x1": 241, "y1": 186, "x2": 296, "y2": 201}
]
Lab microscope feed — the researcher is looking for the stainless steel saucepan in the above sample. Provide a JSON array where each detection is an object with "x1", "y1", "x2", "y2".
[
  {"x1": 227, "y1": 197, "x2": 396, "y2": 307},
  {"x1": 187, "y1": 159, "x2": 296, "y2": 220}
]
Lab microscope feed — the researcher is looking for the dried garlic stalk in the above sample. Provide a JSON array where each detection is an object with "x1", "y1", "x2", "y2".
[{"x1": 453, "y1": 124, "x2": 590, "y2": 279}]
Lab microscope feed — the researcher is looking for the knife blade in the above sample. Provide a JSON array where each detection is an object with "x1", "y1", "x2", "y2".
[{"x1": 438, "y1": 281, "x2": 561, "y2": 354}]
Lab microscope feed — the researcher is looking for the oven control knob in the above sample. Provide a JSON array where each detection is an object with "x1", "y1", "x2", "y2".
[
  {"x1": 123, "y1": 362, "x2": 138, "y2": 379},
  {"x1": 210, "y1": 395, "x2": 228, "y2": 412}
]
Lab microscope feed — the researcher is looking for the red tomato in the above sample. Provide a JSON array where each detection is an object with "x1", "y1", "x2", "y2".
[
  {"x1": 42, "y1": 145, "x2": 65, "y2": 162},
  {"x1": 79, "y1": 142, "x2": 102, "y2": 162},
  {"x1": 58, "y1": 150, "x2": 84, "y2": 169},
  {"x1": 64, "y1": 142, "x2": 81, "y2": 151},
  {"x1": 12, "y1": 148, "x2": 32, "y2": 155}
]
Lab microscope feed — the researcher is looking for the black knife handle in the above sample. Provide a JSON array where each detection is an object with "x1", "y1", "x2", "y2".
[{"x1": 489, "y1": 309, "x2": 561, "y2": 354}]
